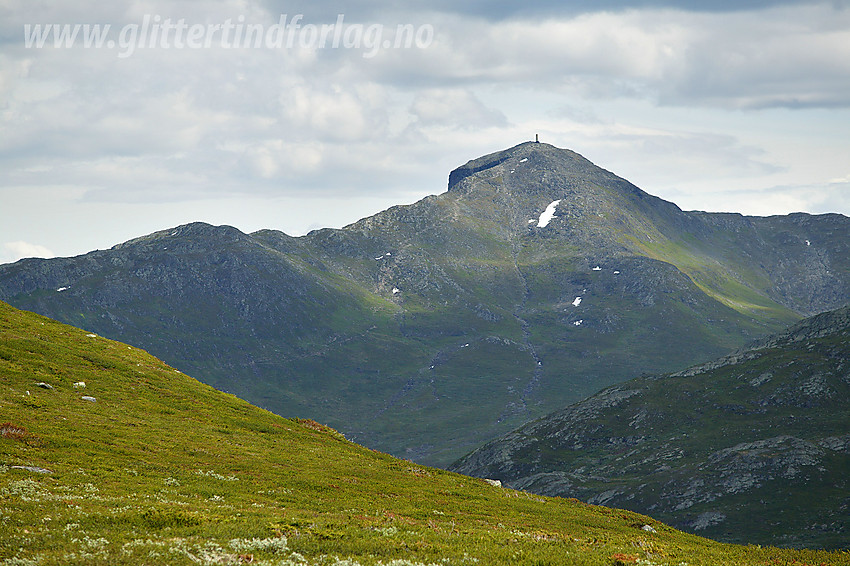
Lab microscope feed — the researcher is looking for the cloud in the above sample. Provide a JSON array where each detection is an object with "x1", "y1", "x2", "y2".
[
  {"x1": 670, "y1": 178, "x2": 850, "y2": 216},
  {"x1": 410, "y1": 89, "x2": 508, "y2": 128},
  {"x1": 253, "y1": 0, "x2": 846, "y2": 22},
  {"x1": 280, "y1": 82, "x2": 391, "y2": 142},
  {"x1": 2, "y1": 241, "x2": 55, "y2": 264},
  {"x1": 0, "y1": 0, "x2": 848, "y2": 260},
  {"x1": 365, "y1": 5, "x2": 850, "y2": 109}
]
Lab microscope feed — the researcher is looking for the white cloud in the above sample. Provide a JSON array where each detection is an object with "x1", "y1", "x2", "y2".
[
  {"x1": 280, "y1": 82, "x2": 388, "y2": 142},
  {"x1": 0, "y1": 0, "x2": 848, "y2": 259},
  {"x1": 702, "y1": 179, "x2": 850, "y2": 216},
  {"x1": 410, "y1": 89, "x2": 507, "y2": 128},
  {"x1": 2, "y1": 241, "x2": 55, "y2": 264},
  {"x1": 356, "y1": 5, "x2": 850, "y2": 109}
]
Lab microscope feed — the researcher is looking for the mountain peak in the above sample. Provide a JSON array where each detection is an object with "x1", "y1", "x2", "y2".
[
  {"x1": 2, "y1": 141, "x2": 849, "y2": 475},
  {"x1": 440, "y1": 141, "x2": 689, "y2": 255},
  {"x1": 447, "y1": 141, "x2": 591, "y2": 193},
  {"x1": 444, "y1": 141, "x2": 664, "y2": 218},
  {"x1": 110, "y1": 222, "x2": 248, "y2": 251}
]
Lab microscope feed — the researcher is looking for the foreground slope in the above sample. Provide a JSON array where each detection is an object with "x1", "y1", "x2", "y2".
[
  {"x1": 452, "y1": 307, "x2": 850, "y2": 549},
  {"x1": 1, "y1": 142, "x2": 849, "y2": 466},
  {"x1": 5, "y1": 302, "x2": 848, "y2": 565}
]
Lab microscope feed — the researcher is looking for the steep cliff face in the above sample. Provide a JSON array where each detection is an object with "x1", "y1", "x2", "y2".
[
  {"x1": 452, "y1": 306, "x2": 850, "y2": 549},
  {"x1": 1, "y1": 142, "x2": 848, "y2": 467}
]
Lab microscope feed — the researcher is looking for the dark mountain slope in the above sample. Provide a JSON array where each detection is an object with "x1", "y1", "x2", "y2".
[
  {"x1": 0, "y1": 223, "x2": 401, "y2": 403},
  {"x1": 1, "y1": 142, "x2": 848, "y2": 466},
  {"x1": 451, "y1": 306, "x2": 850, "y2": 549}
]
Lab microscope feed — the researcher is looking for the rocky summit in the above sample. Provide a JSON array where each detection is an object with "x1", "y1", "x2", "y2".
[
  {"x1": 1, "y1": 142, "x2": 849, "y2": 466},
  {"x1": 451, "y1": 306, "x2": 850, "y2": 549}
]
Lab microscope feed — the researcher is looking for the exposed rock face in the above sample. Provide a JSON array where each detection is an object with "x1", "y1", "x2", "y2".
[
  {"x1": 1, "y1": 142, "x2": 849, "y2": 468},
  {"x1": 451, "y1": 306, "x2": 850, "y2": 549}
]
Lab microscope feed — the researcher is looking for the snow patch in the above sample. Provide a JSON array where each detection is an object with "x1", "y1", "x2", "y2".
[
  {"x1": 613, "y1": 270, "x2": 620, "y2": 274},
  {"x1": 56, "y1": 287, "x2": 68, "y2": 292},
  {"x1": 805, "y1": 240, "x2": 811, "y2": 246},
  {"x1": 537, "y1": 200, "x2": 561, "y2": 228},
  {"x1": 392, "y1": 287, "x2": 401, "y2": 295},
  {"x1": 573, "y1": 320, "x2": 583, "y2": 326},
  {"x1": 86, "y1": 334, "x2": 97, "y2": 338},
  {"x1": 519, "y1": 158, "x2": 528, "y2": 163},
  {"x1": 592, "y1": 266, "x2": 602, "y2": 271},
  {"x1": 572, "y1": 297, "x2": 582, "y2": 307},
  {"x1": 528, "y1": 219, "x2": 536, "y2": 224}
]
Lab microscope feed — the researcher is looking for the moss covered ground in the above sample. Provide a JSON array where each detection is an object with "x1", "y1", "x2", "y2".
[{"x1": 2, "y1": 300, "x2": 848, "y2": 565}]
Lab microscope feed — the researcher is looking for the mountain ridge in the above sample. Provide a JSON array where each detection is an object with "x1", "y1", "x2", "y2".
[
  {"x1": 1, "y1": 142, "x2": 848, "y2": 465},
  {"x1": 451, "y1": 305, "x2": 850, "y2": 549}
]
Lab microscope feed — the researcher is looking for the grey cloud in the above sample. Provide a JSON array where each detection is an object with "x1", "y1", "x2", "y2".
[
  {"x1": 255, "y1": 0, "x2": 843, "y2": 22},
  {"x1": 548, "y1": 124, "x2": 785, "y2": 193},
  {"x1": 1, "y1": 0, "x2": 847, "y2": 216},
  {"x1": 410, "y1": 89, "x2": 508, "y2": 128},
  {"x1": 7, "y1": 0, "x2": 848, "y2": 111},
  {"x1": 683, "y1": 179, "x2": 850, "y2": 216},
  {"x1": 348, "y1": 6, "x2": 850, "y2": 110}
]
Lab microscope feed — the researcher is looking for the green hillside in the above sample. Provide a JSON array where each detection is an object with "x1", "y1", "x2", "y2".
[
  {"x1": 2, "y1": 302, "x2": 848, "y2": 565},
  {"x1": 452, "y1": 307, "x2": 850, "y2": 549},
  {"x1": 1, "y1": 142, "x2": 848, "y2": 467}
]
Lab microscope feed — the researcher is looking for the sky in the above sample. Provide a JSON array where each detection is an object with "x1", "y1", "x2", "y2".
[{"x1": 1, "y1": 0, "x2": 849, "y2": 264}]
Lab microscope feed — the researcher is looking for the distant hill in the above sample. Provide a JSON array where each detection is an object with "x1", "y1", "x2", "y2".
[
  {"x1": 1, "y1": 142, "x2": 849, "y2": 466},
  {"x1": 7, "y1": 300, "x2": 849, "y2": 565},
  {"x1": 451, "y1": 306, "x2": 850, "y2": 549}
]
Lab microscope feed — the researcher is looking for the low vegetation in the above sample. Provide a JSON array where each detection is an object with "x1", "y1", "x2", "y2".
[
  {"x1": 452, "y1": 307, "x2": 850, "y2": 549},
  {"x1": 2, "y1": 301, "x2": 848, "y2": 565},
  {"x1": 7, "y1": 143, "x2": 849, "y2": 469}
]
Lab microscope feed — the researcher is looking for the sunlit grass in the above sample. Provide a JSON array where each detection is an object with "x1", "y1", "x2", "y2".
[{"x1": 2, "y1": 301, "x2": 849, "y2": 565}]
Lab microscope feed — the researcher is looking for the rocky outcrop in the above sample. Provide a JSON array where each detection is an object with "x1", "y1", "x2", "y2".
[{"x1": 452, "y1": 306, "x2": 850, "y2": 549}]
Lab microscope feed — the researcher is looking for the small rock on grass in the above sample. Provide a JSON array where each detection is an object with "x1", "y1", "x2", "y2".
[{"x1": 11, "y1": 465, "x2": 53, "y2": 474}]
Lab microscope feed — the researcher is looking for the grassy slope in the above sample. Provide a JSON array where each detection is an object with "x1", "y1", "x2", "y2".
[
  {"x1": 2, "y1": 301, "x2": 848, "y2": 566},
  {"x1": 451, "y1": 308, "x2": 850, "y2": 549}
]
